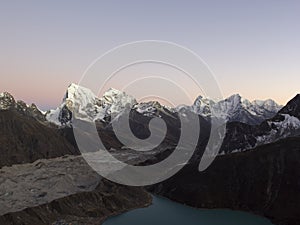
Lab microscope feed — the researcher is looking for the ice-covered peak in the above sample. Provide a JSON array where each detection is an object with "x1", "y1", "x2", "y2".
[
  {"x1": 46, "y1": 83, "x2": 285, "y2": 126},
  {"x1": 240, "y1": 99, "x2": 282, "y2": 122},
  {"x1": 252, "y1": 99, "x2": 281, "y2": 112},
  {"x1": 46, "y1": 84, "x2": 137, "y2": 125},
  {"x1": 173, "y1": 94, "x2": 281, "y2": 124},
  {"x1": 193, "y1": 95, "x2": 214, "y2": 106},
  {"x1": 241, "y1": 98, "x2": 251, "y2": 107},
  {"x1": 217, "y1": 94, "x2": 243, "y2": 114},
  {"x1": 46, "y1": 83, "x2": 100, "y2": 125},
  {"x1": 227, "y1": 94, "x2": 242, "y2": 102},
  {"x1": 224, "y1": 94, "x2": 242, "y2": 107},
  {"x1": 102, "y1": 88, "x2": 123, "y2": 103},
  {"x1": 64, "y1": 83, "x2": 99, "y2": 111},
  {"x1": 133, "y1": 101, "x2": 164, "y2": 117},
  {"x1": 186, "y1": 94, "x2": 281, "y2": 125},
  {"x1": 100, "y1": 88, "x2": 137, "y2": 115},
  {"x1": 191, "y1": 95, "x2": 215, "y2": 116}
]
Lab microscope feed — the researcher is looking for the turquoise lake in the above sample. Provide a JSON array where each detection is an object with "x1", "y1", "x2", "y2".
[{"x1": 103, "y1": 195, "x2": 274, "y2": 225}]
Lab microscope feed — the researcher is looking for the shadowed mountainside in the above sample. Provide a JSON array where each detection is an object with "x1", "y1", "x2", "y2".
[
  {"x1": 148, "y1": 136, "x2": 300, "y2": 225},
  {"x1": 0, "y1": 109, "x2": 79, "y2": 168}
]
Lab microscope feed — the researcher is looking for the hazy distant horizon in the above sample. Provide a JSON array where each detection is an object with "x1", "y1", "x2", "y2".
[
  {"x1": 2, "y1": 84, "x2": 294, "y2": 112},
  {"x1": 1, "y1": 0, "x2": 299, "y2": 110}
]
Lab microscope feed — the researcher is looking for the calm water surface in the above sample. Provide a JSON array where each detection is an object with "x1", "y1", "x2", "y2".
[{"x1": 103, "y1": 195, "x2": 274, "y2": 225}]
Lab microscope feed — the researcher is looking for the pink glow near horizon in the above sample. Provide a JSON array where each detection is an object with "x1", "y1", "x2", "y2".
[{"x1": 1, "y1": 1, "x2": 299, "y2": 110}]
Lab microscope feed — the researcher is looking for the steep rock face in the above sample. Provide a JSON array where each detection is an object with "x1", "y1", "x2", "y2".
[
  {"x1": 278, "y1": 94, "x2": 300, "y2": 119},
  {"x1": 221, "y1": 94, "x2": 300, "y2": 154},
  {"x1": 0, "y1": 92, "x2": 15, "y2": 110},
  {"x1": 149, "y1": 136, "x2": 300, "y2": 225},
  {"x1": 0, "y1": 92, "x2": 46, "y2": 122},
  {"x1": 0, "y1": 179, "x2": 152, "y2": 225},
  {"x1": 0, "y1": 109, "x2": 79, "y2": 168}
]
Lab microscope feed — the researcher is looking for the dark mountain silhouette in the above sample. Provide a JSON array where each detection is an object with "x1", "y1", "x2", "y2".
[
  {"x1": 0, "y1": 92, "x2": 79, "y2": 168},
  {"x1": 149, "y1": 136, "x2": 300, "y2": 225}
]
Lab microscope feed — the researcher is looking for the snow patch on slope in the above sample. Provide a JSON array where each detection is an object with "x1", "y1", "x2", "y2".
[{"x1": 255, "y1": 114, "x2": 300, "y2": 147}]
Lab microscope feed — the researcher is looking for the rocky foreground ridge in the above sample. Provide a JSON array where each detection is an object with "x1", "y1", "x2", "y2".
[{"x1": 0, "y1": 156, "x2": 151, "y2": 225}]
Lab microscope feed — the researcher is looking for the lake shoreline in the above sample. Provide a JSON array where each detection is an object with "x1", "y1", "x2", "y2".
[{"x1": 103, "y1": 194, "x2": 274, "y2": 225}]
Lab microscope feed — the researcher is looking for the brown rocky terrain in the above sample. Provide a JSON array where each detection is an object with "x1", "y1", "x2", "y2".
[
  {"x1": 0, "y1": 179, "x2": 151, "y2": 225},
  {"x1": 0, "y1": 155, "x2": 152, "y2": 225}
]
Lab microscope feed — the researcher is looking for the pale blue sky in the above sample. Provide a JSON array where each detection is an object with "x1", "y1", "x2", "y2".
[{"x1": 1, "y1": 0, "x2": 299, "y2": 110}]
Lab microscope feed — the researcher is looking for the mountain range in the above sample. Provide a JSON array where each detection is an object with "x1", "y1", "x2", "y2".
[
  {"x1": 46, "y1": 83, "x2": 282, "y2": 126},
  {"x1": 2, "y1": 83, "x2": 300, "y2": 159},
  {"x1": 44, "y1": 83, "x2": 300, "y2": 155},
  {"x1": 3, "y1": 83, "x2": 300, "y2": 157},
  {"x1": 1, "y1": 84, "x2": 300, "y2": 225}
]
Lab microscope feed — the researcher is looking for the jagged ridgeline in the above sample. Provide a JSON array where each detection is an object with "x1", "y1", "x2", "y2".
[
  {"x1": 0, "y1": 92, "x2": 79, "y2": 167},
  {"x1": 45, "y1": 84, "x2": 300, "y2": 155},
  {"x1": 1, "y1": 86, "x2": 300, "y2": 225},
  {"x1": 2, "y1": 84, "x2": 300, "y2": 159},
  {"x1": 47, "y1": 83, "x2": 282, "y2": 127}
]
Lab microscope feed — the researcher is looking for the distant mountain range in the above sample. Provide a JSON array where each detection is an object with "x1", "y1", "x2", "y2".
[
  {"x1": 1, "y1": 85, "x2": 300, "y2": 225},
  {"x1": 43, "y1": 83, "x2": 300, "y2": 155},
  {"x1": 46, "y1": 83, "x2": 282, "y2": 126},
  {"x1": 2, "y1": 84, "x2": 300, "y2": 157},
  {"x1": 3, "y1": 83, "x2": 300, "y2": 156}
]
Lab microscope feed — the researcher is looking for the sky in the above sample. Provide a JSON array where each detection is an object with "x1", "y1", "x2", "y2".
[{"x1": 0, "y1": 0, "x2": 299, "y2": 110}]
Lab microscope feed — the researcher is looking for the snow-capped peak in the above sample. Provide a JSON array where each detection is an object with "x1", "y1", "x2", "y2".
[
  {"x1": 190, "y1": 95, "x2": 215, "y2": 116},
  {"x1": 46, "y1": 84, "x2": 137, "y2": 125},
  {"x1": 250, "y1": 99, "x2": 281, "y2": 113},
  {"x1": 219, "y1": 94, "x2": 243, "y2": 112},
  {"x1": 100, "y1": 88, "x2": 137, "y2": 116},
  {"x1": 46, "y1": 83, "x2": 283, "y2": 127},
  {"x1": 176, "y1": 94, "x2": 282, "y2": 125},
  {"x1": 63, "y1": 83, "x2": 99, "y2": 112}
]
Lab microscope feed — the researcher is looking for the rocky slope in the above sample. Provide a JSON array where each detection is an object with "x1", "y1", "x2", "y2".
[
  {"x1": 149, "y1": 136, "x2": 300, "y2": 225},
  {"x1": 0, "y1": 156, "x2": 152, "y2": 225},
  {"x1": 221, "y1": 94, "x2": 300, "y2": 154},
  {"x1": 0, "y1": 156, "x2": 100, "y2": 215},
  {"x1": 0, "y1": 109, "x2": 79, "y2": 168},
  {"x1": 0, "y1": 92, "x2": 46, "y2": 122},
  {"x1": 0, "y1": 179, "x2": 151, "y2": 225}
]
